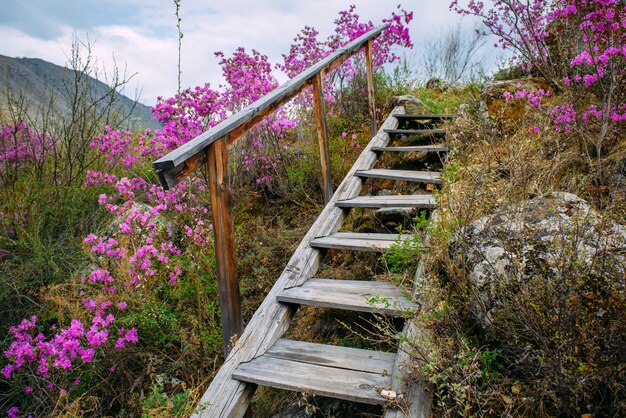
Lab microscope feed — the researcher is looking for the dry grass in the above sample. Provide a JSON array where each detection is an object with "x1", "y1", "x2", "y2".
[{"x1": 412, "y1": 86, "x2": 626, "y2": 417}]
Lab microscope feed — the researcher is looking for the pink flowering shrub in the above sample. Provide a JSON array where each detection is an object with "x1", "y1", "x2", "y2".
[
  {"x1": 2, "y1": 5, "x2": 415, "y2": 415},
  {"x1": 0, "y1": 122, "x2": 57, "y2": 192},
  {"x1": 0, "y1": 122, "x2": 55, "y2": 169},
  {"x1": 1, "y1": 172, "x2": 221, "y2": 415},
  {"x1": 278, "y1": 5, "x2": 413, "y2": 113},
  {"x1": 452, "y1": 0, "x2": 625, "y2": 176},
  {"x1": 151, "y1": 5, "x2": 412, "y2": 188},
  {"x1": 5, "y1": 188, "x2": 223, "y2": 415}
]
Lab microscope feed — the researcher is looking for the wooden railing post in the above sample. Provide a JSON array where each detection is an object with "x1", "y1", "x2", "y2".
[
  {"x1": 312, "y1": 71, "x2": 333, "y2": 205},
  {"x1": 365, "y1": 39, "x2": 377, "y2": 138},
  {"x1": 206, "y1": 137, "x2": 242, "y2": 356}
]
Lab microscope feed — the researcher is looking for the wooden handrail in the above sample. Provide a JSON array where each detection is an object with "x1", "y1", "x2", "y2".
[
  {"x1": 152, "y1": 24, "x2": 387, "y2": 357},
  {"x1": 153, "y1": 24, "x2": 387, "y2": 190}
]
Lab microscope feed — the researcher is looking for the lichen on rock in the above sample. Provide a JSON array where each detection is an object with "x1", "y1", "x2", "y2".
[{"x1": 450, "y1": 192, "x2": 626, "y2": 335}]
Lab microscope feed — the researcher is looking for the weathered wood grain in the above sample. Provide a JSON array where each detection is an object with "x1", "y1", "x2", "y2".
[
  {"x1": 371, "y1": 145, "x2": 448, "y2": 153},
  {"x1": 313, "y1": 71, "x2": 333, "y2": 204},
  {"x1": 233, "y1": 341, "x2": 393, "y2": 405},
  {"x1": 310, "y1": 232, "x2": 413, "y2": 252},
  {"x1": 384, "y1": 129, "x2": 446, "y2": 136},
  {"x1": 206, "y1": 138, "x2": 242, "y2": 355},
  {"x1": 336, "y1": 194, "x2": 435, "y2": 209},
  {"x1": 356, "y1": 169, "x2": 443, "y2": 184},
  {"x1": 277, "y1": 278, "x2": 418, "y2": 315},
  {"x1": 265, "y1": 338, "x2": 396, "y2": 374},
  {"x1": 384, "y1": 264, "x2": 433, "y2": 418},
  {"x1": 154, "y1": 24, "x2": 388, "y2": 190},
  {"x1": 365, "y1": 39, "x2": 377, "y2": 138},
  {"x1": 191, "y1": 106, "x2": 403, "y2": 418}
]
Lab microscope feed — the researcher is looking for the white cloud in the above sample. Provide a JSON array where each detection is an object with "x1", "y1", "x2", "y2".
[{"x1": 0, "y1": 1, "x2": 484, "y2": 106}]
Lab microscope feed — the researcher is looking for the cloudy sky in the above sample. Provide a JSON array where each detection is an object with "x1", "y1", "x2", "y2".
[{"x1": 0, "y1": 0, "x2": 490, "y2": 105}]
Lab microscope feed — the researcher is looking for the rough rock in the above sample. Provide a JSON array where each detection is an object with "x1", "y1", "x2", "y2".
[
  {"x1": 425, "y1": 78, "x2": 461, "y2": 92},
  {"x1": 451, "y1": 192, "x2": 626, "y2": 333},
  {"x1": 480, "y1": 77, "x2": 552, "y2": 121},
  {"x1": 425, "y1": 78, "x2": 443, "y2": 90},
  {"x1": 392, "y1": 95, "x2": 428, "y2": 114},
  {"x1": 375, "y1": 207, "x2": 413, "y2": 226}
]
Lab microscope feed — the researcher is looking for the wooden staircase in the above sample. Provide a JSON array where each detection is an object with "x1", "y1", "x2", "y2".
[{"x1": 193, "y1": 106, "x2": 451, "y2": 417}]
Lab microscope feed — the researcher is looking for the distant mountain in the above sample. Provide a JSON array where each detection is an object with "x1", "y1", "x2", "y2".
[{"x1": 0, "y1": 54, "x2": 161, "y2": 130}]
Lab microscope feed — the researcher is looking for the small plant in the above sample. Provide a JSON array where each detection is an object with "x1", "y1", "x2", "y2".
[{"x1": 381, "y1": 222, "x2": 426, "y2": 274}]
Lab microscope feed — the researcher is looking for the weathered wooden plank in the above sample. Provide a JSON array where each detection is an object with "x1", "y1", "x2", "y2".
[
  {"x1": 384, "y1": 129, "x2": 446, "y2": 136},
  {"x1": 309, "y1": 238, "x2": 398, "y2": 252},
  {"x1": 393, "y1": 114, "x2": 455, "y2": 120},
  {"x1": 313, "y1": 71, "x2": 333, "y2": 204},
  {"x1": 153, "y1": 24, "x2": 388, "y2": 190},
  {"x1": 310, "y1": 232, "x2": 413, "y2": 252},
  {"x1": 285, "y1": 278, "x2": 402, "y2": 292},
  {"x1": 206, "y1": 138, "x2": 242, "y2": 355},
  {"x1": 356, "y1": 169, "x2": 443, "y2": 184},
  {"x1": 266, "y1": 339, "x2": 396, "y2": 374},
  {"x1": 329, "y1": 232, "x2": 413, "y2": 240},
  {"x1": 277, "y1": 278, "x2": 418, "y2": 315},
  {"x1": 191, "y1": 106, "x2": 403, "y2": 418},
  {"x1": 365, "y1": 39, "x2": 377, "y2": 138},
  {"x1": 384, "y1": 264, "x2": 433, "y2": 418},
  {"x1": 233, "y1": 353, "x2": 392, "y2": 405},
  {"x1": 336, "y1": 195, "x2": 435, "y2": 209},
  {"x1": 371, "y1": 145, "x2": 448, "y2": 153}
]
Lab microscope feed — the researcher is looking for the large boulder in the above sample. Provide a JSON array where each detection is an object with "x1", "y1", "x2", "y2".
[
  {"x1": 392, "y1": 95, "x2": 428, "y2": 114},
  {"x1": 450, "y1": 192, "x2": 626, "y2": 334}
]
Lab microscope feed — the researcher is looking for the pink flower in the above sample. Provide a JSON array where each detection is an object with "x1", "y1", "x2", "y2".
[{"x1": 2, "y1": 364, "x2": 14, "y2": 379}]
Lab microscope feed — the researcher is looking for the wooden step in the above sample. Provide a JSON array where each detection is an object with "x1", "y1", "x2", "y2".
[
  {"x1": 384, "y1": 129, "x2": 446, "y2": 137},
  {"x1": 336, "y1": 194, "x2": 435, "y2": 209},
  {"x1": 356, "y1": 169, "x2": 443, "y2": 184},
  {"x1": 372, "y1": 145, "x2": 448, "y2": 153},
  {"x1": 277, "y1": 278, "x2": 419, "y2": 315},
  {"x1": 394, "y1": 114, "x2": 455, "y2": 121},
  {"x1": 310, "y1": 232, "x2": 413, "y2": 252},
  {"x1": 233, "y1": 339, "x2": 395, "y2": 405}
]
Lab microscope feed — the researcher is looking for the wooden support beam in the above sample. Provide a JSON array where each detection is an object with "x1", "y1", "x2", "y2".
[
  {"x1": 206, "y1": 137, "x2": 242, "y2": 356},
  {"x1": 365, "y1": 39, "x2": 377, "y2": 138},
  {"x1": 385, "y1": 264, "x2": 433, "y2": 418},
  {"x1": 312, "y1": 71, "x2": 333, "y2": 204}
]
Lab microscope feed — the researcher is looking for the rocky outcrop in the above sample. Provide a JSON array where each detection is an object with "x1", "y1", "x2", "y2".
[
  {"x1": 480, "y1": 77, "x2": 552, "y2": 121},
  {"x1": 375, "y1": 207, "x2": 413, "y2": 228},
  {"x1": 425, "y1": 78, "x2": 462, "y2": 92},
  {"x1": 450, "y1": 192, "x2": 626, "y2": 334},
  {"x1": 392, "y1": 95, "x2": 428, "y2": 114}
]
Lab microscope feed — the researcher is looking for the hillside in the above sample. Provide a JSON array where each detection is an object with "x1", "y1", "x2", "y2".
[
  {"x1": 0, "y1": 54, "x2": 161, "y2": 130},
  {"x1": 0, "y1": 2, "x2": 623, "y2": 417}
]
